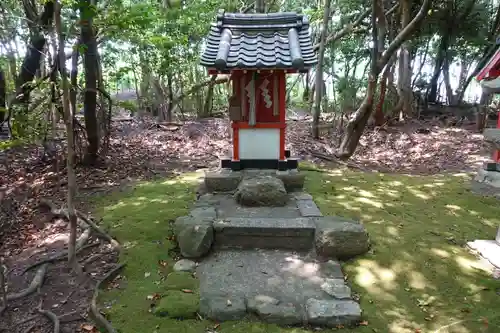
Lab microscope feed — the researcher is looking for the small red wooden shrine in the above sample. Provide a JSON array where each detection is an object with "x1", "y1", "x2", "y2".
[
  {"x1": 477, "y1": 39, "x2": 500, "y2": 163},
  {"x1": 200, "y1": 11, "x2": 317, "y2": 171}
]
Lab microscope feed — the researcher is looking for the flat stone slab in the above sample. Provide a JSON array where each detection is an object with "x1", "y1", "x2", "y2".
[
  {"x1": 214, "y1": 217, "x2": 315, "y2": 250},
  {"x1": 467, "y1": 239, "x2": 500, "y2": 268},
  {"x1": 214, "y1": 217, "x2": 315, "y2": 236},
  {"x1": 483, "y1": 128, "x2": 500, "y2": 150},
  {"x1": 197, "y1": 249, "x2": 359, "y2": 327},
  {"x1": 474, "y1": 169, "x2": 500, "y2": 188},
  {"x1": 216, "y1": 195, "x2": 302, "y2": 219},
  {"x1": 204, "y1": 169, "x2": 305, "y2": 193},
  {"x1": 297, "y1": 199, "x2": 323, "y2": 217}
]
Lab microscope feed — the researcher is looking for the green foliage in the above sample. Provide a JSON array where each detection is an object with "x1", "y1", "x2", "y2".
[{"x1": 116, "y1": 100, "x2": 138, "y2": 113}]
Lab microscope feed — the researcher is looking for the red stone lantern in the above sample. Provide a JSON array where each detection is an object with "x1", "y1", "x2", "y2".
[{"x1": 200, "y1": 11, "x2": 317, "y2": 171}]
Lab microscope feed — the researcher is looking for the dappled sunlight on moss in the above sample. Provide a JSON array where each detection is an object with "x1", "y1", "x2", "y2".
[
  {"x1": 304, "y1": 168, "x2": 500, "y2": 333},
  {"x1": 88, "y1": 169, "x2": 500, "y2": 333}
]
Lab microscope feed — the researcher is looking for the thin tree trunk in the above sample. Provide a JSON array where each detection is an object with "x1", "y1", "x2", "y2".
[
  {"x1": 399, "y1": 0, "x2": 412, "y2": 117},
  {"x1": 312, "y1": 0, "x2": 332, "y2": 139},
  {"x1": 338, "y1": 0, "x2": 430, "y2": 158},
  {"x1": 412, "y1": 36, "x2": 431, "y2": 88},
  {"x1": 80, "y1": 0, "x2": 99, "y2": 165},
  {"x1": 442, "y1": 55, "x2": 454, "y2": 104},
  {"x1": 55, "y1": 0, "x2": 82, "y2": 275},
  {"x1": 255, "y1": 0, "x2": 265, "y2": 13},
  {"x1": 203, "y1": 76, "x2": 217, "y2": 118},
  {"x1": 166, "y1": 74, "x2": 174, "y2": 122},
  {"x1": 0, "y1": 70, "x2": 5, "y2": 122}
]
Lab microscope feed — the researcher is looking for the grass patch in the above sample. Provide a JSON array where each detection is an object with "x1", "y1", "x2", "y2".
[{"x1": 93, "y1": 169, "x2": 500, "y2": 333}]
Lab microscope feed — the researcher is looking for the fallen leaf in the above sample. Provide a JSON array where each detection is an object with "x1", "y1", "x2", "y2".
[
  {"x1": 144, "y1": 272, "x2": 151, "y2": 278},
  {"x1": 158, "y1": 260, "x2": 168, "y2": 267},
  {"x1": 359, "y1": 320, "x2": 369, "y2": 326},
  {"x1": 80, "y1": 324, "x2": 96, "y2": 331},
  {"x1": 213, "y1": 323, "x2": 220, "y2": 329},
  {"x1": 146, "y1": 293, "x2": 161, "y2": 301},
  {"x1": 182, "y1": 289, "x2": 193, "y2": 293}
]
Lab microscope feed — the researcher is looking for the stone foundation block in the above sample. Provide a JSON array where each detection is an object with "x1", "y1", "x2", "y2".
[{"x1": 314, "y1": 217, "x2": 370, "y2": 260}]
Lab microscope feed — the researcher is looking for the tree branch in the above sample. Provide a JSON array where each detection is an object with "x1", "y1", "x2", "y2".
[
  {"x1": 377, "y1": 0, "x2": 431, "y2": 73},
  {"x1": 171, "y1": 76, "x2": 229, "y2": 105},
  {"x1": 314, "y1": 9, "x2": 370, "y2": 51}
]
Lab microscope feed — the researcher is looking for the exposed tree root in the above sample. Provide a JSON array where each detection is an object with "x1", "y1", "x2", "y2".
[
  {"x1": 22, "y1": 324, "x2": 37, "y2": 333},
  {"x1": 6, "y1": 264, "x2": 47, "y2": 301},
  {"x1": 39, "y1": 199, "x2": 120, "y2": 249},
  {"x1": 90, "y1": 263, "x2": 126, "y2": 333},
  {"x1": 310, "y1": 150, "x2": 371, "y2": 172},
  {"x1": 16, "y1": 314, "x2": 39, "y2": 325},
  {"x1": 75, "y1": 211, "x2": 120, "y2": 249},
  {"x1": 21, "y1": 228, "x2": 93, "y2": 275},
  {"x1": 0, "y1": 261, "x2": 6, "y2": 315},
  {"x1": 81, "y1": 249, "x2": 115, "y2": 269},
  {"x1": 37, "y1": 301, "x2": 60, "y2": 333}
]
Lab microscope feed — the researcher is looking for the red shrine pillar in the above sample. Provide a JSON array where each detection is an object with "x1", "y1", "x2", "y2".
[{"x1": 494, "y1": 105, "x2": 500, "y2": 162}]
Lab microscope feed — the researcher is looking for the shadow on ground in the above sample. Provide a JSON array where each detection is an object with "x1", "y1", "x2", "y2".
[{"x1": 92, "y1": 168, "x2": 500, "y2": 333}]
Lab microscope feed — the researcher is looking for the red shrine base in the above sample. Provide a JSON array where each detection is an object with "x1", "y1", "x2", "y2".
[{"x1": 221, "y1": 150, "x2": 298, "y2": 171}]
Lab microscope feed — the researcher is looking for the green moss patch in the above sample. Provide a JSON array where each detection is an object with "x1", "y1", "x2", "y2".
[
  {"x1": 93, "y1": 170, "x2": 500, "y2": 333},
  {"x1": 153, "y1": 290, "x2": 199, "y2": 318},
  {"x1": 165, "y1": 271, "x2": 199, "y2": 291}
]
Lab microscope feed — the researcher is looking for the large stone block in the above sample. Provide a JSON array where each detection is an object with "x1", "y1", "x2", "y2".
[
  {"x1": 174, "y1": 216, "x2": 214, "y2": 258},
  {"x1": 199, "y1": 293, "x2": 247, "y2": 321},
  {"x1": 276, "y1": 170, "x2": 305, "y2": 191},
  {"x1": 306, "y1": 299, "x2": 361, "y2": 327},
  {"x1": 474, "y1": 168, "x2": 500, "y2": 188},
  {"x1": 483, "y1": 128, "x2": 500, "y2": 151},
  {"x1": 213, "y1": 217, "x2": 315, "y2": 250},
  {"x1": 204, "y1": 171, "x2": 242, "y2": 192},
  {"x1": 234, "y1": 176, "x2": 288, "y2": 207},
  {"x1": 314, "y1": 217, "x2": 370, "y2": 260}
]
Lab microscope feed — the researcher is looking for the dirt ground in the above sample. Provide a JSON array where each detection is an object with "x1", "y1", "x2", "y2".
[{"x1": 0, "y1": 115, "x2": 491, "y2": 332}]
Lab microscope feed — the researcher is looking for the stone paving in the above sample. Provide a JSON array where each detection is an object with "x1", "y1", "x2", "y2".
[
  {"x1": 172, "y1": 172, "x2": 370, "y2": 328},
  {"x1": 197, "y1": 250, "x2": 360, "y2": 326}
]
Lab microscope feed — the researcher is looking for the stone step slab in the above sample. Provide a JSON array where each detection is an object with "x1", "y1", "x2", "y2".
[
  {"x1": 483, "y1": 128, "x2": 500, "y2": 150},
  {"x1": 204, "y1": 169, "x2": 305, "y2": 193},
  {"x1": 213, "y1": 217, "x2": 315, "y2": 250},
  {"x1": 197, "y1": 249, "x2": 363, "y2": 328}
]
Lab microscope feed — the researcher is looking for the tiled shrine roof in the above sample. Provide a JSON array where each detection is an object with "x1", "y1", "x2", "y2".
[{"x1": 200, "y1": 11, "x2": 317, "y2": 71}]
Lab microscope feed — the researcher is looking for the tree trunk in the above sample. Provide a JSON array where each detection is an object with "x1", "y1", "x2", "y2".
[
  {"x1": 427, "y1": 35, "x2": 448, "y2": 103},
  {"x1": 55, "y1": 0, "x2": 81, "y2": 275},
  {"x1": 442, "y1": 55, "x2": 455, "y2": 104},
  {"x1": 312, "y1": 0, "x2": 332, "y2": 139},
  {"x1": 15, "y1": 1, "x2": 55, "y2": 104},
  {"x1": 166, "y1": 74, "x2": 174, "y2": 122},
  {"x1": 399, "y1": 0, "x2": 412, "y2": 118},
  {"x1": 203, "y1": 75, "x2": 217, "y2": 118},
  {"x1": 70, "y1": 41, "x2": 79, "y2": 121},
  {"x1": 411, "y1": 35, "x2": 431, "y2": 88},
  {"x1": 80, "y1": 0, "x2": 99, "y2": 165},
  {"x1": 455, "y1": 55, "x2": 471, "y2": 103},
  {"x1": 338, "y1": 0, "x2": 430, "y2": 158},
  {"x1": 255, "y1": 0, "x2": 265, "y2": 12},
  {"x1": 0, "y1": 70, "x2": 5, "y2": 122}
]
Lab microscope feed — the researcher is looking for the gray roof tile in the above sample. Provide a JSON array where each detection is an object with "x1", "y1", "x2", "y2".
[{"x1": 200, "y1": 11, "x2": 317, "y2": 71}]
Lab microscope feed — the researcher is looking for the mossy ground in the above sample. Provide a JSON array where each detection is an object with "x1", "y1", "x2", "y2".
[{"x1": 93, "y1": 167, "x2": 500, "y2": 333}]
